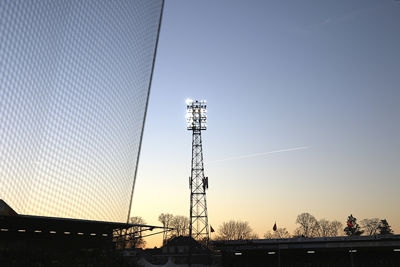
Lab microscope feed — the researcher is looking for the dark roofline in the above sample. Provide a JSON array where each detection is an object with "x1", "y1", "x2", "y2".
[
  {"x1": 211, "y1": 235, "x2": 400, "y2": 251},
  {"x1": 0, "y1": 199, "x2": 166, "y2": 230},
  {"x1": 212, "y1": 234, "x2": 400, "y2": 246},
  {"x1": 18, "y1": 214, "x2": 162, "y2": 230},
  {"x1": 1, "y1": 214, "x2": 166, "y2": 236}
]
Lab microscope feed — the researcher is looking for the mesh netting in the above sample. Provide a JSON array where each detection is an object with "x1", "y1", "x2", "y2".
[{"x1": 0, "y1": 0, "x2": 163, "y2": 222}]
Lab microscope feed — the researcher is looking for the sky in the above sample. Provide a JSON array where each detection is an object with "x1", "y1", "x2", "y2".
[{"x1": 131, "y1": 0, "x2": 400, "y2": 247}]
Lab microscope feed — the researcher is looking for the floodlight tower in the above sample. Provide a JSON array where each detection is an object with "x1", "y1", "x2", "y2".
[{"x1": 186, "y1": 99, "x2": 209, "y2": 242}]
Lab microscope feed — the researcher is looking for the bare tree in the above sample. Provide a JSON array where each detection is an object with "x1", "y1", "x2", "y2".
[
  {"x1": 170, "y1": 215, "x2": 190, "y2": 237},
  {"x1": 263, "y1": 231, "x2": 274, "y2": 239},
  {"x1": 329, "y1": 220, "x2": 343, "y2": 236},
  {"x1": 217, "y1": 220, "x2": 257, "y2": 240},
  {"x1": 293, "y1": 228, "x2": 303, "y2": 238},
  {"x1": 127, "y1": 216, "x2": 147, "y2": 248},
  {"x1": 158, "y1": 213, "x2": 174, "y2": 245},
  {"x1": 317, "y1": 219, "x2": 330, "y2": 237},
  {"x1": 295, "y1": 213, "x2": 319, "y2": 237},
  {"x1": 217, "y1": 220, "x2": 237, "y2": 240},
  {"x1": 235, "y1": 220, "x2": 255, "y2": 239},
  {"x1": 360, "y1": 218, "x2": 380, "y2": 235},
  {"x1": 264, "y1": 228, "x2": 290, "y2": 239},
  {"x1": 315, "y1": 219, "x2": 343, "y2": 237}
]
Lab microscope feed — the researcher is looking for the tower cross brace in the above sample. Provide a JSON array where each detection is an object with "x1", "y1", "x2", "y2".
[{"x1": 186, "y1": 99, "x2": 209, "y2": 242}]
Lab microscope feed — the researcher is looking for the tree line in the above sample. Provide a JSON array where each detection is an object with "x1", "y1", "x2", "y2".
[
  {"x1": 127, "y1": 212, "x2": 395, "y2": 248},
  {"x1": 216, "y1": 212, "x2": 394, "y2": 240}
]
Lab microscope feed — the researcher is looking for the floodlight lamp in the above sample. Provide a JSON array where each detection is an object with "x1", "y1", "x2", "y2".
[{"x1": 186, "y1": 99, "x2": 208, "y2": 130}]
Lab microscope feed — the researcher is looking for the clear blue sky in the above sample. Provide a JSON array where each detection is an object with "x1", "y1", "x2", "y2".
[{"x1": 132, "y1": 0, "x2": 400, "y2": 246}]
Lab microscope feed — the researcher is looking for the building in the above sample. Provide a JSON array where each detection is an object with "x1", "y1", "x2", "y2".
[
  {"x1": 212, "y1": 235, "x2": 400, "y2": 267},
  {"x1": 0, "y1": 199, "x2": 158, "y2": 266}
]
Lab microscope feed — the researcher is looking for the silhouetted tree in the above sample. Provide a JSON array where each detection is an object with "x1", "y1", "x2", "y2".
[
  {"x1": 264, "y1": 228, "x2": 290, "y2": 239},
  {"x1": 360, "y1": 218, "x2": 380, "y2": 235},
  {"x1": 329, "y1": 220, "x2": 343, "y2": 236},
  {"x1": 344, "y1": 214, "x2": 363, "y2": 236},
  {"x1": 217, "y1": 220, "x2": 258, "y2": 240},
  {"x1": 316, "y1": 219, "x2": 330, "y2": 237},
  {"x1": 127, "y1": 216, "x2": 147, "y2": 248},
  {"x1": 263, "y1": 231, "x2": 274, "y2": 239},
  {"x1": 316, "y1": 219, "x2": 343, "y2": 237},
  {"x1": 377, "y1": 219, "x2": 393, "y2": 235},
  {"x1": 295, "y1": 213, "x2": 319, "y2": 237},
  {"x1": 217, "y1": 220, "x2": 236, "y2": 240},
  {"x1": 158, "y1": 213, "x2": 174, "y2": 245},
  {"x1": 170, "y1": 215, "x2": 190, "y2": 237}
]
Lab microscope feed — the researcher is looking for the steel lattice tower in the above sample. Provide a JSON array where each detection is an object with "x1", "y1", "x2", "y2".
[{"x1": 186, "y1": 99, "x2": 209, "y2": 242}]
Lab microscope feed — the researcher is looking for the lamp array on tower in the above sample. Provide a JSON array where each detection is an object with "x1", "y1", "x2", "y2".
[{"x1": 186, "y1": 99, "x2": 207, "y2": 130}]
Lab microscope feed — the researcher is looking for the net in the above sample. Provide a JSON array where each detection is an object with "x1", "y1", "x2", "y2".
[{"x1": 0, "y1": 0, "x2": 163, "y2": 222}]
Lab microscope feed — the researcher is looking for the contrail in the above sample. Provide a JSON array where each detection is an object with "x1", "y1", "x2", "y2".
[{"x1": 209, "y1": 146, "x2": 309, "y2": 163}]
